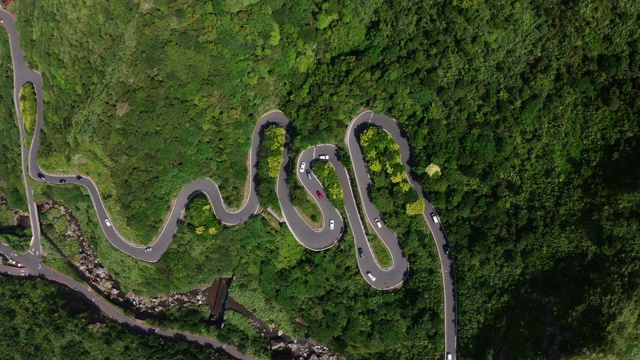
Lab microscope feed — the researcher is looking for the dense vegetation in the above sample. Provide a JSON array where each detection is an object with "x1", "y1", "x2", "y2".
[
  {"x1": 0, "y1": 277, "x2": 232, "y2": 359},
  {"x1": 256, "y1": 126, "x2": 285, "y2": 212},
  {"x1": 18, "y1": 82, "x2": 36, "y2": 147},
  {"x1": 0, "y1": 29, "x2": 26, "y2": 212},
  {"x1": 0, "y1": 28, "x2": 239, "y2": 359},
  {"x1": 6, "y1": 0, "x2": 640, "y2": 359},
  {"x1": 40, "y1": 205, "x2": 83, "y2": 278},
  {"x1": 0, "y1": 201, "x2": 31, "y2": 253},
  {"x1": 0, "y1": 27, "x2": 30, "y2": 252},
  {"x1": 27, "y1": 182, "x2": 443, "y2": 359},
  {"x1": 289, "y1": 169, "x2": 323, "y2": 227},
  {"x1": 359, "y1": 127, "x2": 421, "y2": 268},
  {"x1": 313, "y1": 161, "x2": 344, "y2": 210}
]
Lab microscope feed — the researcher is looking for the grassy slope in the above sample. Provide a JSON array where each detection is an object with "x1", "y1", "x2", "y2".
[
  {"x1": 27, "y1": 179, "x2": 443, "y2": 359},
  {"x1": 0, "y1": 277, "x2": 232, "y2": 359},
  {"x1": 0, "y1": 29, "x2": 26, "y2": 210},
  {"x1": 18, "y1": 83, "x2": 35, "y2": 147},
  {"x1": 0, "y1": 25, "x2": 30, "y2": 252},
  {"x1": 9, "y1": 0, "x2": 640, "y2": 359}
]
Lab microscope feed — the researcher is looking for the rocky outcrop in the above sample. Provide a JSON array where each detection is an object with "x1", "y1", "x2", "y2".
[
  {"x1": 269, "y1": 336, "x2": 345, "y2": 360},
  {"x1": 39, "y1": 199, "x2": 344, "y2": 359},
  {"x1": 39, "y1": 200, "x2": 208, "y2": 313}
]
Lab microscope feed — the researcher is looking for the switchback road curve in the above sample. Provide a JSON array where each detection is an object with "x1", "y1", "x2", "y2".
[{"x1": 1, "y1": 7, "x2": 457, "y2": 359}]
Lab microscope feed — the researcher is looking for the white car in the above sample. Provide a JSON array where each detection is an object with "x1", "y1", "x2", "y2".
[
  {"x1": 329, "y1": 219, "x2": 335, "y2": 230},
  {"x1": 319, "y1": 154, "x2": 329, "y2": 160},
  {"x1": 430, "y1": 212, "x2": 439, "y2": 223},
  {"x1": 447, "y1": 352, "x2": 452, "y2": 360},
  {"x1": 366, "y1": 271, "x2": 376, "y2": 281},
  {"x1": 374, "y1": 218, "x2": 382, "y2": 228},
  {"x1": 299, "y1": 161, "x2": 306, "y2": 172},
  {"x1": 104, "y1": 218, "x2": 112, "y2": 227},
  {"x1": 144, "y1": 247, "x2": 152, "y2": 253}
]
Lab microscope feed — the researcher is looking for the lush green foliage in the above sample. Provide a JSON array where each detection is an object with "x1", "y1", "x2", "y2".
[
  {"x1": 184, "y1": 196, "x2": 223, "y2": 237},
  {"x1": 0, "y1": 201, "x2": 31, "y2": 253},
  {"x1": 313, "y1": 161, "x2": 344, "y2": 210},
  {"x1": 147, "y1": 306, "x2": 267, "y2": 358},
  {"x1": 0, "y1": 30, "x2": 26, "y2": 212},
  {"x1": 367, "y1": 235, "x2": 392, "y2": 269},
  {"x1": 360, "y1": 127, "x2": 410, "y2": 191},
  {"x1": 360, "y1": 127, "x2": 420, "y2": 231},
  {"x1": 0, "y1": 227, "x2": 31, "y2": 253},
  {"x1": 0, "y1": 277, "x2": 232, "y2": 359},
  {"x1": 289, "y1": 171, "x2": 323, "y2": 227},
  {"x1": 9, "y1": 0, "x2": 640, "y2": 358},
  {"x1": 18, "y1": 83, "x2": 36, "y2": 147},
  {"x1": 28, "y1": 181, "x2": 444, "y2": 359},
  {"x1": 0, "y1": 29, "x2": 30, "y2": 252},
  {"x1": 264, "y1": 127, "x2": 285, "y2": 178},
  {"x1": 40, "y1": 206, "x2": 83, "y2": 278},
  {"x1": 28, "y1": 184, "x2": 270, "y2": 357},
  {"x1": 406, "y1": 198, "x2": 425, "y2": 216},
  {"x1": 359, "y1": 127, "x2": 419, "y2": 269},
  {"x1": 256, "y1": 126, "x2": 284, "y2": 212}
]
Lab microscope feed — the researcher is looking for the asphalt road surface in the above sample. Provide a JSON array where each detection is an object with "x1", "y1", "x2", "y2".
[{"x1": 0, "y1": 7, "x2": 457, "y2": 359}]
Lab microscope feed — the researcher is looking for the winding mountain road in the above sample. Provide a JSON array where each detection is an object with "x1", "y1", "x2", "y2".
[{"x1": 0, "y1": 7, "x2": 457, "y2": 359}]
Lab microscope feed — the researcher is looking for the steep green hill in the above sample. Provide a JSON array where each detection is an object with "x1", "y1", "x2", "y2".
[
  {"x1": 9, "y1": 0, "x2": 640, "y2": 358},
  {"x1": 0, "y1": 277, "x2": 231, "y2": 359}
]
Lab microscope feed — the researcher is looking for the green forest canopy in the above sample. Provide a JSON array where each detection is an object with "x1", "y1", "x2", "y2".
[{"x1": 3, "y1": 0, "x2": 640, "y2": 359}]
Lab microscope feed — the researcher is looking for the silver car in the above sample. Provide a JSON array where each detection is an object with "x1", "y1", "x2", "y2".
[{"x1": 366, "y1": 271, "x2": 376, "y2": 281}]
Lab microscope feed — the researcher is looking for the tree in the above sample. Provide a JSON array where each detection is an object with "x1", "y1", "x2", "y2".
[{"x1": 405, "y1": 198, "x2": 425, "y2": 216}]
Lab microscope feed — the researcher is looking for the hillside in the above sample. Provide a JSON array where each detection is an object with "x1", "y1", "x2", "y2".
[{"x1": 1, "y1": 0, "x2": 639, "y2": 358}]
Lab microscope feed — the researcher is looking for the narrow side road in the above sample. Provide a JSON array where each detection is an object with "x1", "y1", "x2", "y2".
[{"x1": 0, "y1": 261, "x2": 256, "y2": 360}]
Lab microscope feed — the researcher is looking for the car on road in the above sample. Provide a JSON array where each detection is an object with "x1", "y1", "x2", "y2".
[
  {"x1": 104, "y1": 218, "x2": 112, "y2": 227},
  {"x1": 37, "y1": 173, "x2": 45, "y2": 180},
  {"x1": 447, "y1": 352, "x2": 452, "y2": 360},
  {"x1": 366, "y1": 271, "x2": 376, "y2": 281},
  {"x1": 76, "y1": 175, "x2": 83, "y2": 180},
  {"x1": 144, "y1": 247, "x2": 152, "y2": 253},
  {"x1": 374, "y1": 218, "x2": 382, "y2": 228},
  {"x1": 329, "y1": 219, "x2": 334, "y2": 230},
  {"x1": 358, "y1": 247, "x2": 364, "y2": 258},
  {"x1": 306, "y1": 169, "x2": 312, "y2": 179},
  {"x1": 319, "y1": 154, "x2": 329, "y2": 160},
  {"x1": 431, "y1": 212, "x2": 439, "y2": 223},
  {"x1": 316, "y1": 190, "x2": 323, "y2": 199},
  {"x1": 443, "y1": 244, "x2": 451, "y2": 256},
  {"x1": 59, "y1": 179, "x2": 66, "y2": 184},
  {"x1": 7, "y1": 258, "x2": 23, "y2": 268},
  {"x1": 299, "y1": 161, "x2": 306, "y2": 172}
]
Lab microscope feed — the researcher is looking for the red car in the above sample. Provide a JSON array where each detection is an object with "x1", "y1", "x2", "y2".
[
  {"x1": 7, "y1": 259, "x2": 23, "y2": 268},
  {"x1": 316, "y1": 190, "x2": 323, "y2": 199}
]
